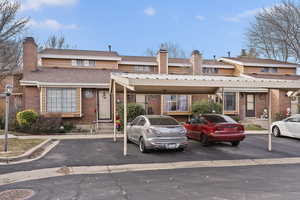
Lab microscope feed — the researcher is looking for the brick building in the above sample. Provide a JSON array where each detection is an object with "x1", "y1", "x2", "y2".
[{"x1": 19, "y1": 37, "x2": 300, "y2": 127}]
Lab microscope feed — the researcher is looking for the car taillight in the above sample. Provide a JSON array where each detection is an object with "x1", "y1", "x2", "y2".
[
  {"x1": 236, "y1": 126, "x2": 244, "y2": 132},
  {"x1": 216, "y1": 127, "x2": 223, "y2": 131}
]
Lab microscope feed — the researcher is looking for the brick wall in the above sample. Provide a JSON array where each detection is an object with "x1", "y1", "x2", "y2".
[{"x1": 24, "y1": 86, "x2": 40, "y2": 112}]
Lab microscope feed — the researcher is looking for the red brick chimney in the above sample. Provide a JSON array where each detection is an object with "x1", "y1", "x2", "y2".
[
  {"x1": 157, "y1": 44, "x2": 168, "y2": 74},
  {"x1": 191, "y1": 50, "x2": 203, "y2": 75},
  {"x1": 23, "y1": 37, "x2": 38, "y2": 72}
]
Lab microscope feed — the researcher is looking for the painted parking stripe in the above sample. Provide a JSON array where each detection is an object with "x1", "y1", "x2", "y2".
[{"x1": 2, "y1": 157, "x2": 300, "y2": 186}]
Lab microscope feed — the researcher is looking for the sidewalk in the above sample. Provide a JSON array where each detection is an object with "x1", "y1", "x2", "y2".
[
  {"x1": 245, "y1": 130, "x2": 268, "y2": 135},
  {"x1": 17, "y1": 133, "x2": 124, "y2": 140}
]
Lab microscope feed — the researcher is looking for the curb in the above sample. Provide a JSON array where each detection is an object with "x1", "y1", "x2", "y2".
[
  {"x1": 0, "y1": 138, "x2": 54, "y2": 163},
  {"x1": 2, "y1": 157, "x2": 300, "y2": 186}
]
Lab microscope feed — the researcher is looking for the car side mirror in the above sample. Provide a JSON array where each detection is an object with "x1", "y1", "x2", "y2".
[{"x1": 128, "y1": 122, "x2": 132, "y2": 126}]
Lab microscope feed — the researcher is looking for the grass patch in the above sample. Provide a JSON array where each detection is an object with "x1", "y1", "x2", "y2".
[
  {"x1": 245, "y1": 124, "x2": 267, "y2": 131},
  {"x1": 0, "y1": 138, "x2": 45, "y2": 157}
]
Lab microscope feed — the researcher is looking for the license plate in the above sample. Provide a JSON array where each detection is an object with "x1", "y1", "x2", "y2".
[{"x1": 166, "y1": 144, "x2": 177, "y2": 149}]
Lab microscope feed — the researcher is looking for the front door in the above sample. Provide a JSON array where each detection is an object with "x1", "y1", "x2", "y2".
[
  {"x1": 99, "y1": 90, "x2": 111, "y2": 120},
  {"x1": 246, "y1": 94, "x2": 255, "y2": 117}
]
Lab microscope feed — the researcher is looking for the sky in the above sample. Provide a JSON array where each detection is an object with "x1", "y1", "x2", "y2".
[{"x1": 20, "y1": 0, "x2": 281, "y2": 59}]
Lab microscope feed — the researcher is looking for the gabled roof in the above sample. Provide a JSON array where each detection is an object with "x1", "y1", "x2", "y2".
[
  {"x1": 21, "y1": 67, "x2": 115, "y2": 88},
  {"x1": 219, "y1": 57, "x2": 299, "y2": 68}
]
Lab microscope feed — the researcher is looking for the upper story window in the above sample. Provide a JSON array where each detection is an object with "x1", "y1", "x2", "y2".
[
  {"x1": 133, "y1": 65, "x2": 153, "y2": 73},
  {"x1": 202, "y1": 67, "x2": 219, "y2": 74},
  {"x1": 72, "y1": 59, "x2": 96, "y2": 67},
  {"x1": 261, "y1": 67, "x2": 278, "y2": 73}
]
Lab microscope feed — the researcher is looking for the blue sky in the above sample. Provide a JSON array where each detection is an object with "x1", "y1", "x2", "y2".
[{"x1": 20, "y1": 0, "x2": 280, "y2": 59}]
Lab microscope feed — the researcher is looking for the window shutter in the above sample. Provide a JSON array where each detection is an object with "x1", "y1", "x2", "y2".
[{"x1": 72, "y1": 60, "x2": 77, "y2": 66}]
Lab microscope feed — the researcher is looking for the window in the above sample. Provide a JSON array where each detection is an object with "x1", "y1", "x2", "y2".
[
  {"x1": 47, "y1": 88, "x2": 77, "y2": 113},
  {"x1": 203, "y1": 115, "x2": 237, "y2": 123},
  {"x1": 164, "y1": 95, "x2": 188, "y2": 112},
  {"x1": 148, "y1": 117, "x2": 179, "y2": 125},
  {"x1": 202, "y1": 67, "x2": 218, "y2": 74},
  {"x1": 72, "y1": 59, "x2": 96, "y2": 67},
  {"x1": 76, "y1": 60, "x2": 84, "y2": 66},
  {"x1": 137, "y1": 118, "x2": 146, "y2": 126},
  {"x1": 89, "y1": 60, "x2": 96, "y2": 67},
  {"x1": 261, "y1": 67, "x2": 278, "y2": 73},
  {"x1": 224, "y1": 92, "x2": 236, "y2": 111},
  {"x1": 133, "y1": 66, "x2": 153, "y2": 73},
  {"x1": 131, "y1": 117, "x2": 141, "y2": 125}
]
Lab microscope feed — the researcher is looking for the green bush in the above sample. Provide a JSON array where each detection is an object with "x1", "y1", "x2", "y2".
[
  {"x1": 16, "y1": 110, "x2": 38, "y2": 127},
  {"x1": 275, "y1": 112, "x2": 286, "y2": 121},
  {"x1": 230, "y1": 115, "x2": 240, "y2": 122},
  {"x1": 16, "y1": 115, "x2": 64, "y2": 135},
  {"x1": 118, "y1": 103, "x2": 146, "y2": 129},
  {"x1": 192, "y1": 100, "x2": 222, "y2": 116}
]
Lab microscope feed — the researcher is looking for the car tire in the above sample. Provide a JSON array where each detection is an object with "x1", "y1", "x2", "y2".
[
  {"x1": 139, "y1": 137, "x2": 148, "y2": 153},
  {"x1": 177, "y1": 147, "x2": 185, "y2": 152},
  {"x1": 200, "y1": 134, "x2": 209, "y2": 146},
  {"x1": 272, "y1": 126, "x2": 281, "y2": 137},
  {"x1": 231, "y1": 141, "x2": 240, "y2": 147}
]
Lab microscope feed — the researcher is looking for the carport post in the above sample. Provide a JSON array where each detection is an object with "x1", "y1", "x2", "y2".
[
  {"x1": 113, "y1": 80, "x2": 117, "y2": 142},
  {"x1": 268, "y1": 88, "x2": 272, "y2": 151},
  {"x1": 222, "y1": 87, "x2": 224, "y2": 115},
  {"x1": 123, "y1": 86, "x2": 128, "y2": 156}
]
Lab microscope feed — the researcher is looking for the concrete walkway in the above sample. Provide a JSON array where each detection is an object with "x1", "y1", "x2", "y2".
[
  {"x1": 17, "y1": 133, "x2": 124, "y2": 140},
  {"x1": 2, "y1": 157, "x2": 300, "y2": 186}
]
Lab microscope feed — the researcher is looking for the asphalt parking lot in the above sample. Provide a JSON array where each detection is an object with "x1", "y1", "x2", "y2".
[
  {"x1": 1, "y1": 135, "x2": 300, "y2": 174},
  {"x1": 2, "y1": 164, "x2": 300, "y2": 200}
]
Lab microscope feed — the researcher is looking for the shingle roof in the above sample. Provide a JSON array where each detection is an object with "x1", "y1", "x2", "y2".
[
  {"x1": 203, "y1": 60, "x2": 233, "y2": 66},
  {"x1": 21, "y1": 67, "x2": 115, "y2": 85},
  {"x1": 40, "y1": 48, "x2": 119, "y2": 57}
]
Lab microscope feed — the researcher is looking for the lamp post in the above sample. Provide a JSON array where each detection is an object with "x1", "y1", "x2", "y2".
[{"x1": 4, "y1": 84, "x2": 13, "y2": 152}]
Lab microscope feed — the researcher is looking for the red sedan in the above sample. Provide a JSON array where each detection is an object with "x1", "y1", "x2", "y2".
[{"x1": 184, "y1": 114, "x2": 245, "y2": 146}]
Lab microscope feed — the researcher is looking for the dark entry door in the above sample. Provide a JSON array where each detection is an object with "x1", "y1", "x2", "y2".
[{"x1": 246, "y1": 94, "x2": 255, "y2": 117}]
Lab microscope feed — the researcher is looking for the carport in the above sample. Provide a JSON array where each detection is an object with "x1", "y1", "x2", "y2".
[{"x1": 110, "y1": 72, "x2": 300, "y2": 156}]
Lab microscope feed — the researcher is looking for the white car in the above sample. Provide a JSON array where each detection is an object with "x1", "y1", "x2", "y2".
[{"x1": 271, "y1": 114, "x2": 300, "y2": 138}]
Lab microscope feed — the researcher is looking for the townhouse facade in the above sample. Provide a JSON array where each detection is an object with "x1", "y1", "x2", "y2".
[{"x1": 19, "y1": 37, "x2": 300, "y2": 126}]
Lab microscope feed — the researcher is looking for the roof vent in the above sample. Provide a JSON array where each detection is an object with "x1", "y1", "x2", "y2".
[{"x1": 108, "y1": 45, "x2": 112, "y2": 52}]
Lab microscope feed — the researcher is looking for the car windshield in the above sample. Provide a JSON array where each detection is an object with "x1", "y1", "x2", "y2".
[
  {"x1": 149, "y1": 117, "x2": 179, "y2": 125},
  {"x1": 203, "y1": 115, "x2": 237, "y2": 124}
]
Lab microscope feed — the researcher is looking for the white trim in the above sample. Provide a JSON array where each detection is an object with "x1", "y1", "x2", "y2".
[
  {"x1": 222, "y1": 88, "x2": 268, "y2": 93},
  {"x1": 203, "y1": 64, "x2": 234, "y2": 69},
  {"x1": 219, "y1": 57, "x2": 298, "y2": 68},
  {"x1": 20, "y1": 80, "x2": 109, "y2": 88},
  {"x1": 168, "y1": 63, "x2": 191, "y2": 67},
  {"x1": 119, "y1": 61, "x2": 157, "y2": 66},
  {"x1": 40, "y1": 54, "x2": 121, "y2": 61}
]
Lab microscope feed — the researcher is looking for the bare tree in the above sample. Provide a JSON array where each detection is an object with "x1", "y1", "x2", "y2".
[
  {"x1": 146, "y1": 41, "x2": 186, "y2": 58},
  {"x1": 247, "y1": 1, "x2": 300, "y2": 62},
  {"x1": 42, "y1": 34, "x2": 75, "y2": 49},
  {"x1": 0, "y1": 0, "x2": 28, "y2": 77}
]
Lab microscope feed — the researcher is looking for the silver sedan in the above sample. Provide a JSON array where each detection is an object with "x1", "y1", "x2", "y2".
[{"x1": 127, "y1": 115, "x2": 188, "y2": 153}]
